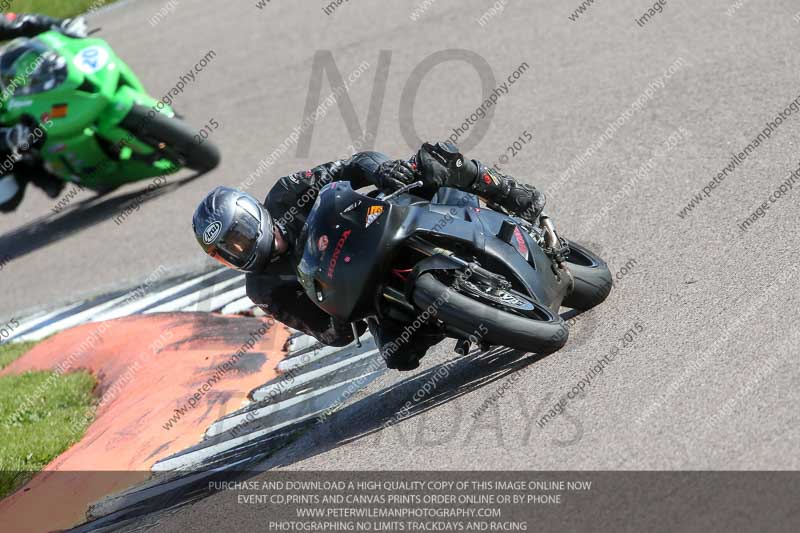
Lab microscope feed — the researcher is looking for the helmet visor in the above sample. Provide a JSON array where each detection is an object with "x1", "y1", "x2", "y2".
[{"x1": 215, "y1": 203, "x2": 262, "y2": 269}]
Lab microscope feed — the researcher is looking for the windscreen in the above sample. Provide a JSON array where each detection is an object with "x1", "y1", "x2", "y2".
[{"x1": 0, "y1": 38, "x2": 68, "y2": 97}]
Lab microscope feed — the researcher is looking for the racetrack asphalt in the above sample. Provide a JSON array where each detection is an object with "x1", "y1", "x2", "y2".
[{"x1": 2, "y1": 0, "x2": 800, "y2": 528}]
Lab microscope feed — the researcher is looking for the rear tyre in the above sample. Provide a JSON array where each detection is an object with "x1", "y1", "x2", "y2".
[
  {"x1": 411, "y1": 273, "x2": 568, "y2": 354},
  {"x1": 121, "y1": 104, "x2": 221, "y2": 173},
  {"x1": 561, "y1": 241, "x2": 613, "y2": 310}
]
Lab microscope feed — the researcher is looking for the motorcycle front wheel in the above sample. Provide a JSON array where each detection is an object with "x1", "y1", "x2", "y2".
[
  {"x1": 411, "y1": 272, "x2": 569, "y2": 355},
  {"x1": 121, "y1": 104, "x2": 221, "y2": 173}
]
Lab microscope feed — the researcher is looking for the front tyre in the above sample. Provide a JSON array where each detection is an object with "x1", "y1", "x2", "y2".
[
  {"x1": 411, "y1": 273, "x2": 568, "y2": 354},
  {"x1": 561, "y1": 240, "x2": 613, "y2": 310},
  {"x1": 121, "y1": 104, "x2": 221, "y2": 173}
]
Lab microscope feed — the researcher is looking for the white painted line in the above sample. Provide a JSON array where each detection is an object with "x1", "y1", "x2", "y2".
[
  {"x1": 277, "y1": 334, "x2": 374, "y2": 375},
  {"x1": 7, "y1": 268, "x2": 230, "y2": 342},
  {"x1": 277, "y1": 344, "x2": 341, "y2": 374},
  {"x1": 6, "y1": 301, "x2": 87, "y2": 341},
  {"x1": 205, "y1": 372, "x2": 377, "y2": 437},
  {"x1": 92, "y1": 269, "x2": 230, "y2": 321},
  {"x1": 251, "y1": 348, "x2": 381, "y2": 402},
  {"x1": 287, "y1": 334, "x2": 320, "y2": 353},
  {"x1": 145, "y1": 276, "x2": 243, "y2": 313},
  {"x1": 189, "y1": 286, "x2": 248, "y2": 314},
  {"x1": 96, "y1": 455, "x2": 252, "y2": 519},
  {"x1": 12, "y1": 290, "x2": 151, "y2": 342},
  {"x1": 220, "y1": 296, "x2": 256, "y2": 315},
  {"x1": 156, "y1": 363, "x2": 383, "y2": 472},
  {"x1": 153, "y1": 408, "x2": 325, "y2": 472}
]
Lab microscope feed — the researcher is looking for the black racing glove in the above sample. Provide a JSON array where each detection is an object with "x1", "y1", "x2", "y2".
[
  {"x1": 411, "y1": 141, "x2": 475, "y2": 191},
  {"x1": 507, "y1": 182, "x2": 547, "y2": 222},
  {"x1": 375, "y1": 159, "x2": 418, "y2": 191}
]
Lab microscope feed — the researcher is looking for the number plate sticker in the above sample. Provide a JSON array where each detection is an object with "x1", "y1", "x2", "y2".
[{"x1": 73, "y1": 46, "x2": 110, "y2": 74}]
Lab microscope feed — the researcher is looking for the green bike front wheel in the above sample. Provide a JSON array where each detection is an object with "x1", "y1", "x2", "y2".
[{"x1": 120, "y1": 104, "x2": 221, "y2": 173}]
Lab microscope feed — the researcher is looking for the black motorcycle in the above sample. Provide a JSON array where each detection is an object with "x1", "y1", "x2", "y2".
[{"x1": 297, "y1": 181, "x2": 612, "y2": 356}]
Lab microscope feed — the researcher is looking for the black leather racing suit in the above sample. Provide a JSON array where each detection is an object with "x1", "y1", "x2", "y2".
[
  {"x1": 245, "y1": 143, "x2": 546, "y2": 370},
  {"x1": 245, "y1": 151, "x2": 397, "y2": 350}
]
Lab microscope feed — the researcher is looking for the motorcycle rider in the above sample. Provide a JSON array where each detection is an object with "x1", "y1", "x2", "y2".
[
  {"x1": 192, "y1": 141, "x2": 546, "y2": 371},
  {"x1": 0, "y1": 13, "x2": 88, "y2": 212}
]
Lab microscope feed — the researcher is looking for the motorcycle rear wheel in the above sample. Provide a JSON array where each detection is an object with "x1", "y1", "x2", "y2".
[
  {"x1": 411, "y1": 272, "x2": 569, "y2": 354},
  {"x1": 120, "y1": 104, "x2": 221, "y2": 173}
]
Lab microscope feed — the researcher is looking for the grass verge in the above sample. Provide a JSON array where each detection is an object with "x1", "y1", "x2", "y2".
[
  {"x1": 0, "y1": 341, "x2": 96, "y2": 499},
  {"x1": 0, "y1": 341, "x2": 39, "y2": 370},
  {"x1": 7, "y1": 0, "x2": 116, "y2": 19}
]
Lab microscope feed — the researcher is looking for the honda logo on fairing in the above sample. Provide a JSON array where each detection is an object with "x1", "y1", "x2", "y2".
[{"x1": 327, "y1": 229, "x2": 351, "y2": 278}]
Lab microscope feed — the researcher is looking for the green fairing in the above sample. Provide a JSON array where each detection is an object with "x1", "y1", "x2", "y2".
[{"x1": 0, "y1": 31, "x2": 180, "y2": 188}]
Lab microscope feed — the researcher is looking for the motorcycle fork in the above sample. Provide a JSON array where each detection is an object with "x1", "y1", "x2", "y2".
[
  {"x1": 538, "y1": 215, "x2": 574, "y2": 290},
  {"x1": 405, "y1": 236, "x2": 509, "y2": 289},
  {"x1": 381, "y1": 236, "x2": 513, "y2": 346},
  {"x1": 378, "y1": 237, "x2": 476, "y2": 338}
]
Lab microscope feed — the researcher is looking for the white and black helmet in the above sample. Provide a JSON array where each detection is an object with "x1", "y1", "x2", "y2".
[{"x1": 192, "y1": 186, "x2": 275, "y2": 273}]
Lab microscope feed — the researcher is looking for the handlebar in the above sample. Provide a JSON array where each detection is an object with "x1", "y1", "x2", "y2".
[{"x1": 382, "y1": 180, "x2": 424, "y2": 202}]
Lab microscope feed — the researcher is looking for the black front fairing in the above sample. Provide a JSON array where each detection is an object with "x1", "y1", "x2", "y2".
[
  {"x1": 411, "y1": 198, "x2": 569, "y2": 309},
  {"x1": 297, "y1": 183, "x2": 570, "y2": 322},
  {"x1": 296, "y1": 182, "x2": 406, "y2": 322}
]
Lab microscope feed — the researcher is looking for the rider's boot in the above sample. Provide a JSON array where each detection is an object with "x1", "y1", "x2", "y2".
[
  {"x1": 367, "y1": 318, "x2": 442, "y2": 371},
  {"x1": 31, "y1": 172, "x2": 65, "y2": 199}
]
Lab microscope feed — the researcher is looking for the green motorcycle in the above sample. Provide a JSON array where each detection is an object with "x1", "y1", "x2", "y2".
[{"x1": 0, "y1": 30, "x2": 220, "y2": 197}]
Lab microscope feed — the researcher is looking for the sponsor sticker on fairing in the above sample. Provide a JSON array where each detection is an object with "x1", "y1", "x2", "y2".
[
  {"x1": 327, "y1": 230, "x2": 352, "y2": 279},
  {"x1": 73, "y1": 46, "x2": 110, "y2": 74},
  {"x1": 342, "y1": 200, "x2": 362, "y2": 214},
  {"x1": 365, "y1": 205, "x2": 384, "y2": 227}
]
